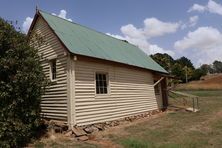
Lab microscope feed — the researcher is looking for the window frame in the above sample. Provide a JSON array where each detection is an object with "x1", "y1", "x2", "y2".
[
  {"x1": 95, "y1": 72, "x2": 109, "y2": 96},
  {"x1": 49, "y1": 59, "x2": 57, "y2": 82}
]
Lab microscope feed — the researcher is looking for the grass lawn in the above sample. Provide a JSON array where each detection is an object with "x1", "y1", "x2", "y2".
[{"x1": 32, "y1": 90, "x2": 222, "y2": 148}]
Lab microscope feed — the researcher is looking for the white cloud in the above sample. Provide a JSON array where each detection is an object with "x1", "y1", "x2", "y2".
[
  {"x1": 188, "y1": 0, "x2": 222, "y2": 16},
  {"x1": 119, "y1": 18, "x2": 180, "y2": 39},
  {"x1": 107, "y1": 32, "x2": 151, "y2": 54},
  {"x1": 181, "y1": 15, "x2": 199, "y2": 29},
  {"x1": 174, "y1": 27, "x2": 222, "y2": 50},
  {"x1": 174, "y1": 26, "x2": 222, "y2": 65},
  {"x1": 207, "y1": 0, "x2": 222, "y2": 15},
  {"x1": 52, "y1": 9, "x2": 72, "y2": 21},
  {"x1": 121, "y1": 24, "x2": 144, "y2": 39},
  {"x1": 149, "y1": 44, "x2": 175, "y2": 56},
  {"x1": 189, "y1": 15, "x2": 199, "y2": 27},
  {"x1": 106, "y1": 33, "x2": 125, "y2": 40},
  {"x1": 143, "y1": 18, "x2": 180, "y2": 38},
  {"x1": 188, "y1": 4, "x2": 206, "y2": 12},
  {"x1": 22, "y1": 17, "x2": 33, "y2": 34},
  {"x1": 106, "y1": 17, "x2": 177, "y2": 57}
]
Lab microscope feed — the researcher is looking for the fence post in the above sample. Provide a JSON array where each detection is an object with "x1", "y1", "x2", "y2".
[{"x1": 197, "y1": 97, "x2": 199, "y2": 110}]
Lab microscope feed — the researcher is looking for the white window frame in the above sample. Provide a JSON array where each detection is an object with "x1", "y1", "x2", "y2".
[
  {"x1": 95, "y1": 72, "x2": 109, "y2": 95},
  {"x1": 49, "y1": 58, "x2": 57, "y2": 82}
]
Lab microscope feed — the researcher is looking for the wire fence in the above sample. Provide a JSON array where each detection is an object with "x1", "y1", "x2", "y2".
[{"x1": 168, "y1": 90, "x2": 199, "y2": 112}]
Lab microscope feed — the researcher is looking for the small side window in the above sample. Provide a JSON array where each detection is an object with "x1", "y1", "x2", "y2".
[
  {"x1": 154, "y1": 80, "x2": 160, "y2": 95},
  {"x1": 96, "y1": 73, "x2": 108, "y2": 94},
  {"x1": 50, "y1": 59, "x2": 57, "y2": 81}
]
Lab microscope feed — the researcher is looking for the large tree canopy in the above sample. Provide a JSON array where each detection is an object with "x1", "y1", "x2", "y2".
[
  {"x1": 213, "y1": 60, "x2": 222, "y2": 73},
  {"x1": 151, "y1": 53, "x2": 222, "y2": 83},
  {"x1": 175, "y1": 56, "x2": 195, "y2": 70},
  {"x1": 0, "y1": 18, "x2": 47, "y2": 147},
  {"x1": 150, "y1": 53, "x2": 174, "y2": 72},
  {"x1": 151, "y1": 53, "x2": 208, "y2": 82}
]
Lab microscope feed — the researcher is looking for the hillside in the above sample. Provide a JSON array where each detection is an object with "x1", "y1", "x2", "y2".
[{"x1": 177, "y1": 74, "x2": 222, "y2": 90}]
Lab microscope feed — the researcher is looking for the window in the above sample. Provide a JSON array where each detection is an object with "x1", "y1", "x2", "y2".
[
  {"x1": 96, "y1": 73, "x2": 108, "y2": 94},
  {"x1": 154, "y1": 80, "x2": 160, "y2": 95},
  {"x1": 50, "y1": 59, "x2": 57, "y2": 81}
]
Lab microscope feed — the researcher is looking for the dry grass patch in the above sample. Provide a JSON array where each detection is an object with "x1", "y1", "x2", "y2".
[
  {"x1": 31, "y1": 90, "x2": 222, "y2": 148},
  {"x1": 177, "y1": 74, "x2": 222, "y2": 90},
  {"x1": 106, "y1": 90, "x2": 222, "y2": 148}
]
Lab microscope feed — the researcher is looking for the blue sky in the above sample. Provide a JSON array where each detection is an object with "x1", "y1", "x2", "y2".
[{"x1": 1, "y1": 0, "x2": 222, "y2": 67}]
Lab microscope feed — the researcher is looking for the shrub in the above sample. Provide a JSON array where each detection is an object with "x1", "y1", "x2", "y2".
[{"x1": 0, "y1": 18, "x2": 47, "y2": 147}]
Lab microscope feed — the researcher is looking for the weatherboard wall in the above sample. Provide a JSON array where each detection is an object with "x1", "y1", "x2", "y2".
[
  {"x1": 30, "y1": 17, "x2": 68, "y2": 121},
  {"x1": 74, "y1": 57, "x2": 161, "y2": 126},
  {"x1": 30, "y1": 13, "x2": 164, "y2": 126}
]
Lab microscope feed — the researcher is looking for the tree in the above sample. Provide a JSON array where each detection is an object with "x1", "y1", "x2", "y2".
[
  {"x1": 0, "y1": 18, "x2": 47, "y2": 147},
  {"x1": 192, "y1": 68, "x2": 205, "y2": 80},
  {"x1": 200, "y1": 64, "x2": 213, "y2": 75},
  {"x1": 171, "y1": 63, "x2": 185, "y2": 82},
  {"x1": 175, "y1": 56, "x2": 195, "y2": 70},
  {"x1": 151, "y1": 53, "x2": 174, "y2": 72},
  {"x1": 151, "y1": 53, "x2": 196, "y2": 83},
  {"x1": 213, "y1": 60, "x2": 222, "y2": 73}
]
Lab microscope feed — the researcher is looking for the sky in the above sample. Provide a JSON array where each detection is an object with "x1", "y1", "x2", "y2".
[{"x1": 1, "y1": 0, "x2": 222, "y2": 67}]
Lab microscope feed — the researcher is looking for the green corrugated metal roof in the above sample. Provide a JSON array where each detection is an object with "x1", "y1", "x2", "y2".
[{"x1": 39, "y1": 10, "x2": 168, "y2": 74}]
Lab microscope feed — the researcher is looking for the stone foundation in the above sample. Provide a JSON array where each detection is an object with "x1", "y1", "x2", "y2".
[{"x1": 43, "y1": 109, "x2": 163, "y2": 141}]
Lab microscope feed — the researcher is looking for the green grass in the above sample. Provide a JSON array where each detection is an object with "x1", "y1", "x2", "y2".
[
  {"x1": 178, "y1": 90, "x2": 222, "y2": 97},
  {"x1": 109, "y1": 90, "x2": 222, "y2": 148},
  {"x1": 33, "y1": 90, "x2": 222, "y2": 148}
]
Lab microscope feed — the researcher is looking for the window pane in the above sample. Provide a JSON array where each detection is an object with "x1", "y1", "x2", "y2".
[
  {"x1": 154, "y1": 85, "x2": 160, "y2": 95},
  {"x1": 102, "y1": 74, "x2": 106, "y2": 81},
  {"x1": 96, "y1": 73, "x2": 108, "y2": 94},
  {"x1": 99, "y1": 74, "x2": 102, "y2": 81},
  {"x1": 103, "y1": 80, "x2": 107, "y2": 87},
  {"x1": 96, "y1": 80, "x2": 99, "y2": 88},
  {"x1": 51, "y1": 59, "x2": 56, "y2": 80},
  {"x1": 99, "y1": 87, "x2": 103, "y2": 94},
  {"x1": 96, "y1": 74, "x2": 99, "y2": 81},
  {"x1": 104, "y1": 87, "x2": 107, "y2": 93},
  {"x1": 99, "y1": 80, "x2": 103, "y2": 87},
  {"x1": 96, "y1": 87, "x2": 100, "y2": 94}
]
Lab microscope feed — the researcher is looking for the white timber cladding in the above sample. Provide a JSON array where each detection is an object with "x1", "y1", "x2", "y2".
[
  {"x1": 30, "y1": 17, "x2": 68, "y2": 121},
  {"x1": 67, "y1": 55, "x2": 76, "y2": 127},
  {"x1": 74, "y1": 59, "x2": 161, "y2": 126}
]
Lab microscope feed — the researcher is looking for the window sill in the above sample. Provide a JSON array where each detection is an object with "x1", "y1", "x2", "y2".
[
  {"x1": 95, "y1": 93, "x2": 110, "y2": 98},
  {"x1": 50, "y1": 79, "x2": 57, "y2": 84}
]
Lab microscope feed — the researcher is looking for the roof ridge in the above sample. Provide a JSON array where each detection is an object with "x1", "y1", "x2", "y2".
[{"x1": 38, "y1": 10, "x2": 138, "y2": 48}]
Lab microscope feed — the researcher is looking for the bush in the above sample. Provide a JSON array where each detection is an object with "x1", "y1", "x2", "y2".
[{"x1": 0, "y1": 18, "x2": 47, "y2": 147}]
